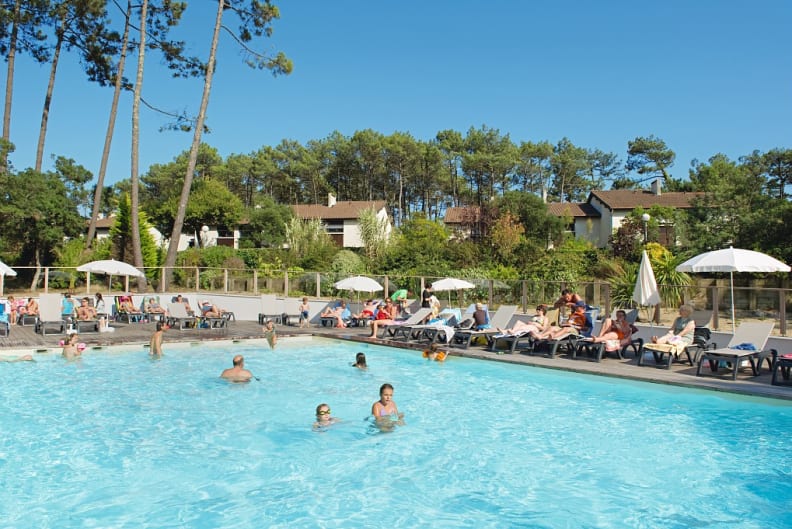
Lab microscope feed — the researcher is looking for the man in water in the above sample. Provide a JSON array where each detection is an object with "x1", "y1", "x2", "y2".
[
  {"x1": 220, "y1": 354, "x2": 253, "y2": 382},
  {"x1": 149, "y1": 322, "x2": 166, "y2": 356}
]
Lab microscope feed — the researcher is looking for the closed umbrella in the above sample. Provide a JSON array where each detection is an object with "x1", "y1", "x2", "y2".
[
  {"x1": 0, "y1": 259, "x2": 17, "y2": 297},
  {"x1": 676, "y1": 247, "x2": 790, "y2": 331},
  {"x1": 633, "y1": 250, "x2": 661, "y2": 325}
]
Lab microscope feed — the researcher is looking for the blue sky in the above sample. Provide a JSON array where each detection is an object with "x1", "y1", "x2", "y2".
[{"x1": 5, "y1": 0, "x2": 791, "y2": 186}]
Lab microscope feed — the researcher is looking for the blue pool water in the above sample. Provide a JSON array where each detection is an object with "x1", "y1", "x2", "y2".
[{"x1": 1, "y1": 337, "x2": 791, "y2": 528}]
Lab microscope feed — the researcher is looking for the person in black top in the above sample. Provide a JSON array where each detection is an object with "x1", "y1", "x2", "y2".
[{"x1": 421, "y1": 283, "x2": 433, "y2": 308}]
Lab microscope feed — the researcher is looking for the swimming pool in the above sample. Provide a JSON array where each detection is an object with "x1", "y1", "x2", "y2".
[{"x1": 1, "y1": 337, "x2": 791, "y2": 528}]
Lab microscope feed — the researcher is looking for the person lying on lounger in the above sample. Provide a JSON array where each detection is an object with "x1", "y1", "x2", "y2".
[
  {"x1": 497, "y1": 305, "x2": 550, "y2": 337},
  {"x1": 535, "y1": 302, "x2": 590, "y2": 340},
  {"x1": 585, "y1": 309, "x2": 637, "y2": 351}
]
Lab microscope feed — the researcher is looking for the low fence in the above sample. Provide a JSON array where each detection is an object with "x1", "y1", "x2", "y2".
[{"x1": 2, "y1": 267, "x2": 790, "y2": 335}]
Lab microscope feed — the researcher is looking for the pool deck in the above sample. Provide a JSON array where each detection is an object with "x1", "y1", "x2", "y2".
[{"x1": 2, "y1": 320, "x2": 791, "y2": 401}]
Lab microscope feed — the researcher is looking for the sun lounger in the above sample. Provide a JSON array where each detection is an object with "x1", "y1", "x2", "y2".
[
  {"x1": 377, "y1": 308, "x2": 434, "y2": 339},
  {"x1": 526, "y1": 307, "x2": 598, "y2": 358},
  {"x1": 0, "y1": 300, "x2": 9, "y2": 337},
  {"x1": 167, "y1": 302, "x2": 197, "y2": 330},
  {"x1": 695, "y1": 322, "x2": 775, "y2": 380},
  {"x1": 488, "y1": 308, "x2": 560, "y2": 354},
  {"x1": 449, "y1": 305, "x2": 518, "y2": 349},
  {"x1": 34, "y1": 294, "x2": 67, "y2": 335},
  {"x1": 638, "y1": 310, "x2": 714, "y2": 368},
  {"x1": 258, "y1": 294, "x2": 283, "y2": 324},
  {"x1": 771, "y1": 350, "x2": 792, "y2": 386}
]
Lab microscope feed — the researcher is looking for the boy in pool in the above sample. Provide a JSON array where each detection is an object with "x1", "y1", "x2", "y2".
[
  {"x1": 313, "y1": 403, "x2": 339, "y2": 430},
  {"x1": 149, "y1": 322, "x2": 166, "y2": 356},
  {"x1": 371, "y1": 383, "x2": 404, "y2": 429},
  {"x1": 352, "y1": 352, "x2": 367, "y2": 369},
  {"x1": 263, "y1": 320, "x2": 277, "y2": 349}
]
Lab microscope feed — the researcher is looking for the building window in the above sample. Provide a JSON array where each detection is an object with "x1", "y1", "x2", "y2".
[{"x1": 324, "y1": 221, "x2": 343, "y2": 234}]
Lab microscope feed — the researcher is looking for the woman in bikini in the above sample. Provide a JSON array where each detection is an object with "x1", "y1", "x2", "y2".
[{"x1": 498, "y1": 305, "x2": 550, "y2": 337}]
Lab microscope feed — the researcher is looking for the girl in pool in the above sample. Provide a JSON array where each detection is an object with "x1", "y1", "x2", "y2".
[
  {"x1": 371, "y1": 383, "x2": 404, "y2": 429},
  {"x1": 352, "y1": 352, "x2": 367, "y2": 369},
  {"x1": 313, "y1": 403, "x2": 339, "y2": 430}
]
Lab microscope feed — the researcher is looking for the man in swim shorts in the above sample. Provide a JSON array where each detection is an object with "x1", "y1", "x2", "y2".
[{"x1": 220, "y1": 354, "x2": 253, "y2": 382}]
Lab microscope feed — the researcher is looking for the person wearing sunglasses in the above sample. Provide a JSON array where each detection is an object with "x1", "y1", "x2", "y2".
[{"x1": 313, "y1": 403, "x2": 338, "y2": 430}]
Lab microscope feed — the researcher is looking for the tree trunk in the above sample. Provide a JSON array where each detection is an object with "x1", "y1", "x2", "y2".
[
  {"x1": 130, "y1": 0, "x2": 148, "y2": 291},
  {"x1": 1, "y1": 0, "x2": 21, "y2": 171},
  {"x1": 163, "y1": 0, "x2": 225, "y2": 289},
  {"x1": 35, "y1": 24, "x2": 63, "y2": 172},
  {"x1": 30, "y1": 247, "x2": 41, "y2": 292},
  {"x1": 87, "y1": 1, "x2": 132, "y2": 246}
]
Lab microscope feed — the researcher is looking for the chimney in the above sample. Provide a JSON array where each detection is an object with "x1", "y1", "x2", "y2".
[
  {"x1": 650, "y1": 178, "x2": 662, "y2": 196},
  {"x1": 328, "y1": 193, "x2": 336, "y2": 207}
]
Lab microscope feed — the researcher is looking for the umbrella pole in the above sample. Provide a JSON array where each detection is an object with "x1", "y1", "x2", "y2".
[{"x1": 730, "y1": 271, "x2": 736, "y2": 333}]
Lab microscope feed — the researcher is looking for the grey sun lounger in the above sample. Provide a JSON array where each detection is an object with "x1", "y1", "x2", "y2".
[
  {"x1": 378, "y1": 308, "x2": 433, "y2": 339},
  {"x1": 449, "y1": 305, "x2": 518, "y2": 349},
  {"x1": 696, "y1": 321, "x2": 775, "y2": 380}
]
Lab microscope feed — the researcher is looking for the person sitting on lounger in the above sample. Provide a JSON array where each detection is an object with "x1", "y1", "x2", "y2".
[
  {"x1": 62, "y1": 294, "x2": 77, "y2": 321},
  {"x1": 536, "y1": 301, "x2": 590, "y2": 340},
  {"x1": 498, "y1": 305, "x2": 550, "y2": 337},
  {"x1": 553, "y1": 288, "x2": 583, "y2": 312},
  {"x1": 145, "y1": 297, "x2": 168, "y2": 317},
  {"x1": 352, "y1": 299, "x2": 378, "y2": 321},
  {"x1": 174, "y1": 295, "x2": 195, "y2": 316},
  {"x1": 320, "y1": 301, "x2": 350, "y2": 328},
  {"x1": 368, "y1": 299, "x2": 400, "y2": 337},
  {"x1": 199, "y1": 300, "x2": 225, "y2": 319},
  {"x1": 76, "y1": 297, "x2": 97, "y2": 321},
  {"x1": 587, "y1": 309, "x2": 637, "y2": 351},
  {"x1": 119, "y1": 295, "x2": 141, "y2": 315},
  {"x1": 472, "y1": 302, "x2": 489, "y2": 329},
  {"x1": 649, "y1": 304, "x2": 695, "y2": 349},
  {"x1": 23, "y1": 297, "x2": 39, "y2": 319}
]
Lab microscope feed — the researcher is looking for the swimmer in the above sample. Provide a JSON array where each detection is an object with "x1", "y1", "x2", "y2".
[
  {"x1": 61, "y1": 333, "x2": 82, "y2": 360},
  {"x1": 149, "y1": 321, "x2": 167, "y2": 356},
  {"x1": 371, "y1": 383, "x2": 404, "y2": 429},
  {"x1": 220, "y1": 354, "x2": 254, "y2": 383},
  {"x1": 263, "y1": 320, "x2": 277, "y2": 349},
  {"x1": 423, "y1": 343, "x2": 447, "y2": 361},
  {"x1": 352, "y1": 352, "x2": 367, "y2": 369},
  {"x1": 0, "y1": 354, "x2": 34, "y2": 362},
  {"x1": 313, "y1": 403, "x2": 339, "y2": 430}
]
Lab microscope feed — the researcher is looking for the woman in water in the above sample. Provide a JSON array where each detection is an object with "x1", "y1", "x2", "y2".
[{"x1": 371, "y1": 383, "x2": 404, "y2": 430}]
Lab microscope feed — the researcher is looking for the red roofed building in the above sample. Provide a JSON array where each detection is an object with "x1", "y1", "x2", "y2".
[
  {"x1": 548, "y1": 180, "x2": 704, "y2": 247},
  {"x1": 291, "y1": 194, "x2": 392, "y2": 248}
]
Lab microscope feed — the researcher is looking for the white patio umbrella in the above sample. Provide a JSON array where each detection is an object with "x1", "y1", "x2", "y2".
[
  {"x1": 676, "y1": 247, "x2": 790, "y2": 331},
  {"x1": 333, "y1": 276, "x2": 383, "y2": 293},
  {"x1": 430, "y1": 277, "x2": 476, "y2": 306},
  {"x1": 77, "y1": 259, "x2": 144, "y2": 292},
  {"x1": 633, "y1": 250, "x2": 661, "y2": 325},
  {"x1": 431, "y1": 277, "x2": 475, "y2": 291},
  {"x1": 0, "y1": 259, "x2": 17, "y2": 297}
]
